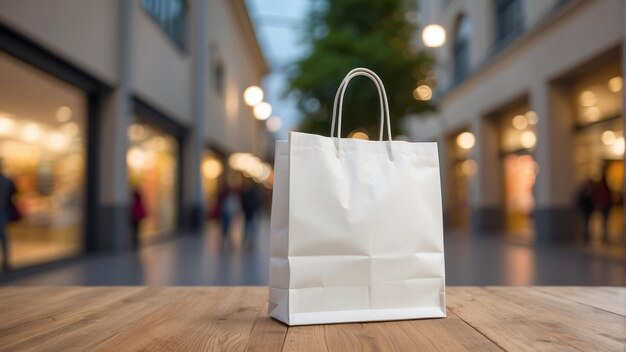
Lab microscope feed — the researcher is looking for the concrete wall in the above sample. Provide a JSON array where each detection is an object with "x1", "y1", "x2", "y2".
[
  {"x1": 131, "y1": 0, "x2": 192, "y2": 125},
  {"x1": 206, "y1": 0, "x2": 267, "y2": 155},
  {"x1": 0, "y1": 0, "x2": 119, "y2": 85}
]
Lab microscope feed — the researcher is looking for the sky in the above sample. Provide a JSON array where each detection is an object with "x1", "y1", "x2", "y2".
[{"x1": 244, "y1": 0, "x2": 310, "y2": 139}]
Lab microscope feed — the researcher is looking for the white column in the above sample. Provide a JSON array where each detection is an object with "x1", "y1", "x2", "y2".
[
  {"x1": 96, "y1": 0, "x2": 133, "y2": 251},
  {"x1": 181, "y1": 0, "x2": 209, "y2": 232}
]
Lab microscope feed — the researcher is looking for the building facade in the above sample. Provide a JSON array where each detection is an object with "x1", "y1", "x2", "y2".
[
  {"x1": 0, "y1": 0, "x2": 269, "y2": 269},
  {"x1": 411, "y1": 0, "x2": 625, "y2": 246}
]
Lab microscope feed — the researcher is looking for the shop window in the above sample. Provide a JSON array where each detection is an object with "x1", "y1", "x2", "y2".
[
  {"x1": 453, "y1": 15, "x2": 471, "y2": 83},
  {"x1": 0, "y1": 52, "x2": 85, "y2": 268},
  {"x1": 572, "y1": 62, "x2": 623, "y2": 244},
  {"x1": 449, "y1": 131, "x2": 476, "y2": 229},
  {"x1": 498, "y1": 106, "x2": 538, "y2": 239},
  {"x1": 141, "y1": 0, "x2": 187, "y2": 50},
  {"x1": 127, "y1": 119, "x2": 179, "y2": 241}
]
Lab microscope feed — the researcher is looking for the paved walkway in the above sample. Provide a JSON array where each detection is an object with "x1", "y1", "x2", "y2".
[{"x1": 2, "y1": 213, "x2": 624, "y2": 286}]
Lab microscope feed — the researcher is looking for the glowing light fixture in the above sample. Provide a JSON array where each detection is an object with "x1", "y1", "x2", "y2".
[
  {"x1": 579, "y1": 90, "x2": 597, "y2": 107},
  {"x1": 520, "y1": 131, "x2": 537, "y2": 149},
  {"x1": 0, "y1": 117, "x2": 16, "y2": 135},
  {"x1": 349, "y1": 131, "x2": 369, "y2": 140},
  {"x1": 202, "y1": 159, "x2": 223, "y2": 179},
  {"x1": 583, "y1": 106, "x2": 601, "y2": 122},
  {"x1": 601, "y1": 130, "x2": 616, "y2": 145},
  {"x1": 612, "y1": 136, "x2": 625, "y2": 155},
  {"x1": 456, "y1": 132, "x2": 475, "y2": 150},
  {"x1": 55, "y1": 106, "x2": 72, "y2": 122},
  {"x1": 525, "y1": 110, "x2": 538, "y2": 125},
  {"x1": 244, "y1": 86, "x2": 264, "y2": 106},
  {"x1": 253, "y1": 102, "x2": 272, "y2": 120},
  {"x1": 413, "y1": 85, "x2": 433, "y2": 101},
  {"x1": 422, "y1": 24, "x2": 446, "y2": 48},
  {"x1": 512, "y1": 115, "x2": 528, "y2": 130},
  {"x1": 267, "y1": 116, "x2": 282, "y2": 132},
  {"x1": 127, "y1": 147, "x2": 145, "y2": 169},
  {"x1": 608, "y1": 76, "x2": 623, "y2": 93},
  {"x1": 22, "y1": 123, "x2": 41, "y2": 142}
]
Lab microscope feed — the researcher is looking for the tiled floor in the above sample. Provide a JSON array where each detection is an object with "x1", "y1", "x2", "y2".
[{"x1": 2, "y1": 212, "x2": 625, "y2": 286}]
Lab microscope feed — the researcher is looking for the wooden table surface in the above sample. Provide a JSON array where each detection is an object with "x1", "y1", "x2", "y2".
[{"x1": 0, "y1": 286, "x2": 623, "y2": 351}]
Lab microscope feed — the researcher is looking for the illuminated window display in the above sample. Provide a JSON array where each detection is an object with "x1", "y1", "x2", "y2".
[
  {"x1": 449, "y1": 131, "x2": 476, "y2": 229},
  {"x1": 499, "y1": 106, "x2": 538, "y2": 239},
  {"x1": 0, "y1": 52, "x2": 85, "y2": 268},
  {"x1": 572, "y1": 62, "x2": 623, "y2": 244},
  {"x1": 202, "y1": 151, "x2": 223, "y2": 214},
  {"x1": 127, "y1": 120, "x2": 179, "y2": 241}
]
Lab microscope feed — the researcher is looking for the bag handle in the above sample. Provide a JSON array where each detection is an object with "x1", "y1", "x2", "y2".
[{"x1": 330, "y1": 68, "x2": 394, "y2": 160}]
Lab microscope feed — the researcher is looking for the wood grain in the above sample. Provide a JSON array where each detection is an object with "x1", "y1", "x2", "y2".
[{"x1": 0, "y1": 286, "x2": 621, "y2": 351}]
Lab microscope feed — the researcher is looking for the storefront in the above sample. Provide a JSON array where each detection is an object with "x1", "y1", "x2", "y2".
[
  {"x1": 448, "y1": 130, "x2": 476, "y2": 230},
  {"x1": 127, "y1": 112, "x2": 181, "y2": 244},
  {"x1": 571, "y1": 61, "x2": 624, "y2": 246},
  {"x1": 498, "y1": 105, "x2": 539, "y2": 241},
  {"x1": 0, "y1": 51, "x2": 90, "y2": 269}
]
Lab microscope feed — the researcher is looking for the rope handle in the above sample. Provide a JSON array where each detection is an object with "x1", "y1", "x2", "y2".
[{"x1": 329, "y1": 68, "x2": 394, "y2": 160}]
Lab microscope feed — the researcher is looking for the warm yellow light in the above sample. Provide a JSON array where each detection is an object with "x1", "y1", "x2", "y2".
[
  {"x1": 128, "y1": 124, "x2": 145, "y2": 141},
  {"x1": 525, "y1": 110, "x2": 538, "y2": 125},
  {"x1": 413, "y1": 85, "x2": 433, "y2": 101},
  {"x1": 244, "y1": 86, "x2": 264, "y2": 106},
  {"x1": 612, "y1": 136, "x2": 625, "y2": 155},
  {"x1": 22, "y1": 123, "x2": 41, "y2": 142},
  {"x1": 349, "y1": 131, "x2": 369, "y2": 140},
  {"x1": 55, "y1": 106, "x2": 72, "y2": 122},
  {"x1": 127, "y1": 147, "x2": 145, "y2": 169},
  {"x1": 601, "y1": 130, "x2": 616, "y2": 145},
  {"x1": 608, "y1": 76, "x2": 623, "y2": 93},
  {"x1": 579, "y1": 90, "x2": 597, "y2": 107},
  {"x1": 253, "y1": 102, "x2": 272, "y2": 120},
  {"x1": 47, "y1": 132, "x2": 69, "y2": 151},
  {"x1": 266, "y1": 116, "x2": 282, "y2": 132},
  {"x1": 460, "y1": 159, "x2": 477, "y2": 176},
  {"x1": 512, "y1": 115, "x2": 528, "y2": 130},
  {"x1": 583, "y1": 106, "x2": 601, "y2": 122},
  {"x1": 520, "y1": 131, "x2": 537, "y2": 149},
  {"x1": 62, "y1": 122, "x2": 80, "y2": 138},
  {"x1": 0, "y1": 117, "x2": 15, "y2": 135},
  {"x1": 422, "y1": 24, "x2": 446, "y2": 48},
  {"x1": 202, "y1": 159, "x2": 223, "y2": 179},
  {"x1": 456, "y1": 132, "x2": 475, "y2": 150}
]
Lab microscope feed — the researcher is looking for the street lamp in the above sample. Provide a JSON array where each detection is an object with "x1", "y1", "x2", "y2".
[
  {"x1": 421, "y1": 24, "x2": 446, "y2": 48},
  {"x1": 244, "y1": 86, "x2": 264, "y2": 106}
]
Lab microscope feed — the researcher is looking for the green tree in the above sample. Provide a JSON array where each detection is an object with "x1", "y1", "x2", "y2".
[{"x1": 287, "y1": 0, "x2": 434, "y2": 137}]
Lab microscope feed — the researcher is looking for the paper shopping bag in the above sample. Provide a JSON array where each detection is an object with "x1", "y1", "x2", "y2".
[{"x1": 269, "y1": 68, "x2": 445, "y2": 326}]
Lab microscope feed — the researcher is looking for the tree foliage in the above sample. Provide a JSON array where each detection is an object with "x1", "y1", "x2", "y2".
[{"x1": 287, "y1": 0, "x2": 435, "y2": 137}]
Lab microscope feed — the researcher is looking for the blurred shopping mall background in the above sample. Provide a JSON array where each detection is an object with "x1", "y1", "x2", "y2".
[{"x1": 0, "y1": 0, "x2": 623, "y2": 285}]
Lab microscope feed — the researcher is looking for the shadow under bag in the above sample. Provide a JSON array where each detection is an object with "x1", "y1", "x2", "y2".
[{"x1": 269, "y1": 68, "x2": 446, "y2": 325}]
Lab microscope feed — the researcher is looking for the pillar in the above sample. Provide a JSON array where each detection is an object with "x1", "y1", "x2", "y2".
[
  {"x1": 532, "y1": 81, "x2": 577, "y2": 243},
  {"x1": 181, "y1": 0, "x2": 208, "y2": 233},
  {"x1": 94, "y1": 0, "x2": 133, "y2": 252}
]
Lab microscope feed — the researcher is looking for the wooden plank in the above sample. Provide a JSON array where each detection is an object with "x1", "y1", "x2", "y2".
[
  {"x1": 94, "y1": 286, "x2": 267, "y2": 351},
  {"x1": 447, "y1": 287, "x2": 624, "y2": 352},
  {"x1": 244, "y1": 302, "x2": 288, "y2": 351},
  {"x1": 282, "y1": 325, "x2": 328, "y2": 352},
  {"x1": 486, "y1": 287, "x2": 625, "y2": 349},
  {"x1": 533, "y1": 286, "x2": 626, "y2": 316},
  {"x1": 3, "y1": 287, "x2": 186, "y2": 352}
]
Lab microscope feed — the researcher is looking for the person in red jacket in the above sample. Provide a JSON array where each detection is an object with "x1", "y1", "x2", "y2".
[{"x1": 130, "y1": 186, "x2": 147, "y2": 249}]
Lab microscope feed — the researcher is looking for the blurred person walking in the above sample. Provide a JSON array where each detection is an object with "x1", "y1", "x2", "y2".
[
  {"x1": 593, "y1": 168, "x2": 613, "y2": 243},
  {"x1": 130, "y1": 186, "x2": 147, "y2": 249},
  {"x1": 576, "y1": 178, "x2": 595, "y2": 243},
  {"x1": 216, "y1": 179, "x2": 239, "y2": 241},
  {"x1": 241, "y1": 179, "x2": 261, "y2": 246},
  {"x1": 0, "y1": 162, "x2": 17, "y2": 271}
]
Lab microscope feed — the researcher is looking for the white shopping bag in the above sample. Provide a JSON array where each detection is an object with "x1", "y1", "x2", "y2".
[{"x1": 269, "y1": 68, "x2": 445, "y2": 326}]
